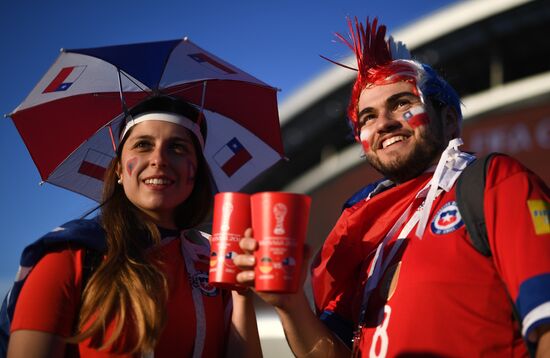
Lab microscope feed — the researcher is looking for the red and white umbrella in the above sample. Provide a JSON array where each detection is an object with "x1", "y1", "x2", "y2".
[{"x1": 9, "y1": 38, "x2": 284, "y2": 201}]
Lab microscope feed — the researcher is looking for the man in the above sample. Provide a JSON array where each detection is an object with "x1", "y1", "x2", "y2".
[{"x1": 236, "y1": 18, "x2": 550, "y2": 357}]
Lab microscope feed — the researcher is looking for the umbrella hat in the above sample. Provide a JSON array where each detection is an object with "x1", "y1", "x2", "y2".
[{"x1": 9, "y1": 38, "x2": 284, "y2": 201}]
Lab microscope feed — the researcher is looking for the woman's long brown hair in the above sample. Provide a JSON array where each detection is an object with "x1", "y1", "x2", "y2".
[{"x1": 70, "y1": 97, "x2": 213, "y2": 353}]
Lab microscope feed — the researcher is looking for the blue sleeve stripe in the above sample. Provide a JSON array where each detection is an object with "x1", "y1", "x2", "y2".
[
  {"x1": 516, "y1": 274, "x2": 550, "y2": 340},
  {"x1": 522, "y1": 303, "x2": 550, "y2": 341},
  {"x1": 516, "y1": 274, "x2": 550, "y2": 317},
  {"x1": 319, "y1": 310, "x2": 354, "y2": 349}
]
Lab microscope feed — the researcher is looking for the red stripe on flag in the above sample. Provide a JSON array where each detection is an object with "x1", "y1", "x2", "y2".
[
  {"x1": 43, "y1": 67, "x2": 74, "y2": 93},
  {"x1": 407, "y1": 113, "x2": 429, "y2": 128},
  {"x1": 221, "y1": 150, "x2": 252, "y2": 177},
  {"x1": 78, "y1": 160, "x2": 106, "y2": 181},
  {"x1": 191, "y1": 53, "x2": 236, "y2": 74}
]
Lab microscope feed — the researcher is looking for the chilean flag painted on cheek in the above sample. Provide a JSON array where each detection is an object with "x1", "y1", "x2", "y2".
[{"x1": 403, "y1": 105, "x2": 429, "y2": 128}]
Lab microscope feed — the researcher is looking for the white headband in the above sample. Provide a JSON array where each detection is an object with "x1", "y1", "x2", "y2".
[{"x1": 121, "y1": 112, "x2": 205, "y2": 149}]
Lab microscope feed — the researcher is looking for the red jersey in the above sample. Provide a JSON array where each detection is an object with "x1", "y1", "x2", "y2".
[
  {"x1": 11, "y1": 232, "x2": 232, "y2": 357},
  {"x1": 312, "y1": 155, "x2": 550, "y2": 357}
]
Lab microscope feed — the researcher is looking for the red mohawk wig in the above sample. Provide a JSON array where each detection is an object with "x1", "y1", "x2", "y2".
[
  {"x1": 323, "y1": 17, "x2": 411, "y2": 130},
  {"x1": 324, "y1": 17, "x2": 462, "y2": 140}
]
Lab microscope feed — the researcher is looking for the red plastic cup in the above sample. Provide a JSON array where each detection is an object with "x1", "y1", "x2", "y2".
[
  {"x1": 209, "y1": 192, "x2": 250, "y2": 288},
  {"x1": 251, "y1": 192, "x2": 311, "y2": 293}
]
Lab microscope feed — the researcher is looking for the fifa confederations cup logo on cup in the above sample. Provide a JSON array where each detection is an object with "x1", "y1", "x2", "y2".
[
  {"x1": 221, "y1": 201, "x2": 234, "y2": 233},
  {"x1": 273, "y1": 203, "x2": 288, "y2": 235},
  {"x1": 251, "y1": 192, "x2": 311, "y2": 293}
]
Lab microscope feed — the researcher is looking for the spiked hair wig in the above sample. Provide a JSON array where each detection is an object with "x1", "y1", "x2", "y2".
[{"x1": 324, "y1": 17, "x2": 462, "y2": 138}]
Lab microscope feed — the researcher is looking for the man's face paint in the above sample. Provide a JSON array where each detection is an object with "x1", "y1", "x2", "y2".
[
  {"x1": 402, "y1": 105, "x2": 429, "y2": 128},
  {"x1": 359, "y1": 127, "x2": 372, "y2": 152},
  {"x1": 356, "y1": 81, "x2": 449, "y2": 183},
  {"x1": 126, "y1": 157, "x2": 138, "y2": 176}
]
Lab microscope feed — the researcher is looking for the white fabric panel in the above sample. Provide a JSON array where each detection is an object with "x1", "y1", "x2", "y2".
[
  {"x1": 160, "y1": 39, "x2": 269, "y2": 88},
  {"x1": 15, "y1": 52, "x2": 148, "y2": 111},
  {"x1": 202, "y1": 109, "x2": 281, "y2": 192}
]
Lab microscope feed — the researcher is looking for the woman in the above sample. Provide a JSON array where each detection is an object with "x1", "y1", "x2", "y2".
[{"x1": 7, "y1": 96, "x2": 262, "y2": 357}]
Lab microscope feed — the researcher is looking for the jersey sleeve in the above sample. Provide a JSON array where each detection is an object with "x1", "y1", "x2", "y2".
[
  {"x1": 311, "y1": 208, "x2": 363, "y2": 347},
  {"x1": 484, "y1": 155, "x2": 550, "y2": 342},
  {"x1": 11, "y1": 248, "x2": 83, "y2": 337}
]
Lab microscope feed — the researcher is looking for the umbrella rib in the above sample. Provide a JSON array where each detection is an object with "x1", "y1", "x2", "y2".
[
  {"x1": 108, "y1": 125, "x2": 117, "y2": 153},
  {"x1": 118, "y1": 69, "x2": 151, "y2": 96},
  {"x1": 117, "y1": 69, "x2": 129, "y2": 115},
  {"x1": 164, "y1": 82, "x2": 205, "y2": 98},
  {"x1": 198, "y1": 81, "x2": 207, "y2": 125}
]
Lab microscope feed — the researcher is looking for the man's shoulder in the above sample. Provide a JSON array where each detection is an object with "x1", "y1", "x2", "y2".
[
  {"x1": 341, "y1": 178, "x2": 394, "y2": 213},
  {"x1": 478, "y1": 153, "x2": 540, "y2": 187},
  {"x1": 487, "y1": 153, "x2": 530, "y2": 173}
]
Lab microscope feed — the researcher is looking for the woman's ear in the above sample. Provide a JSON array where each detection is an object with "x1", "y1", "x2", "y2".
[{"x1": 115, "y1": 161, "x2": 122, "y2": 184}]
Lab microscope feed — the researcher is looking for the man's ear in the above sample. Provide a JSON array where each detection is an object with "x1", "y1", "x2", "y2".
[{"x1": 442, "y1": 106, "x2": 460, "y2": 140}]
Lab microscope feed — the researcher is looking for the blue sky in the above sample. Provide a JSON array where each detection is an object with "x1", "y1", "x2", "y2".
[{"x1": 0, "y1": 0, "x2": 456, "y2": 295}]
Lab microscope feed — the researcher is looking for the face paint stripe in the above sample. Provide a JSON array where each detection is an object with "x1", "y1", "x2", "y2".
[
  {"x1": 126, "y1": 157, "x2": 138, "y2": 176},
  {"x1": 407, "y1": 113, "x2": 429, "y2": 128},
  {"x1": 360, "y1": 128, "x2": 371, "y2": 152}
]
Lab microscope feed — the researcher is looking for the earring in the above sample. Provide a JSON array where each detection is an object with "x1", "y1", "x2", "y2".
[{"x1": 117, "y1": 178, "x2": 122, "y2": 184}]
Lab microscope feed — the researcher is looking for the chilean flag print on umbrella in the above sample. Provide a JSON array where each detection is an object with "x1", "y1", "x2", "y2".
[{"x1": 8, "y1": 38, "x2": 285, "y2": 201}]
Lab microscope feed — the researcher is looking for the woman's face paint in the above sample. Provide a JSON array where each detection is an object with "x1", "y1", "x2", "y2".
[
  {"x1": 126, "y1": 157, "x2": 138, "y2": 176},
  {"x1": 117, "y1": 120, "x2": 199, "y2": 228},
  {"x1": 402, "y1": 105, "x2": 429, "y2": 129}
]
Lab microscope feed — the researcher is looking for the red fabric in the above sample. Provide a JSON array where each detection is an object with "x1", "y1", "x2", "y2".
[
  {"x1": 12, "y1": 237, "x2": 231, "y2": 357},
  {"x1": 11, "y1": 248, "x2": 83, "y2": 338},
  {"x1": 484, "y1": 157, "x2": 550, "y2": 302},
  {"x1": 312, "y1": 172, "x2": 432, "y2": 315},
  {"x1": 312, "y1": 155, "x2": 550, "y2": 357},
  {"x1": 169, "y1": 81, "x2": 284, "y2": 156},
  {"x1": 12, "y1": 93, "x2": 146, "y2": 179}
]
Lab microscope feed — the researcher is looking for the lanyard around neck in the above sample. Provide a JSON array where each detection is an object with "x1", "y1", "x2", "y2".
[
  {"x1": 357, "y1": 182, "x2": 433, "y2": 325},
  {"x1": 180, "y1": 231, "x2": 210, "y2": 358},
  {"x1": 356, "y1": 138, "x2": 474, "y2": 327}
]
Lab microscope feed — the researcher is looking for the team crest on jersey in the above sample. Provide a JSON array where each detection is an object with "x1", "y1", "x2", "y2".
[
  {"x1": 190, "y1": 271, "x2": 218, "y2": 296},
  {"x1": 431, "y1": 201, "x2": 464, "y2": 235}
]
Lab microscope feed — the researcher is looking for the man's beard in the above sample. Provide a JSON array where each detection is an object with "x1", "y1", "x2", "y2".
[{"x1": 365, "y1": 130, "x2": 446, "y2": 183}]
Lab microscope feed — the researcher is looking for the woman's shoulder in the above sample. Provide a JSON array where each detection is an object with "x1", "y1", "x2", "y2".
[
  {"x1": 41, "y1": 217, "x2": 106, "y2": 251},
  {"x1": 17, "y1": 217, "x2": 105, "y2": 269},
  {"x1": 184, "y1": 228, "x2": 211, "y2": 247},
  {"x1": 33, "y1": 246, "x2": 83, "y2": 274},
  {"x1": 11, "y1": 245, "x2": 85, "y2": 337}
]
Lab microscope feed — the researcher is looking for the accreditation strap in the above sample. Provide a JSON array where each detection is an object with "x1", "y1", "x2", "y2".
[{"x1": 352, "y1": 138, "x2": 475, "y2": 354}]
